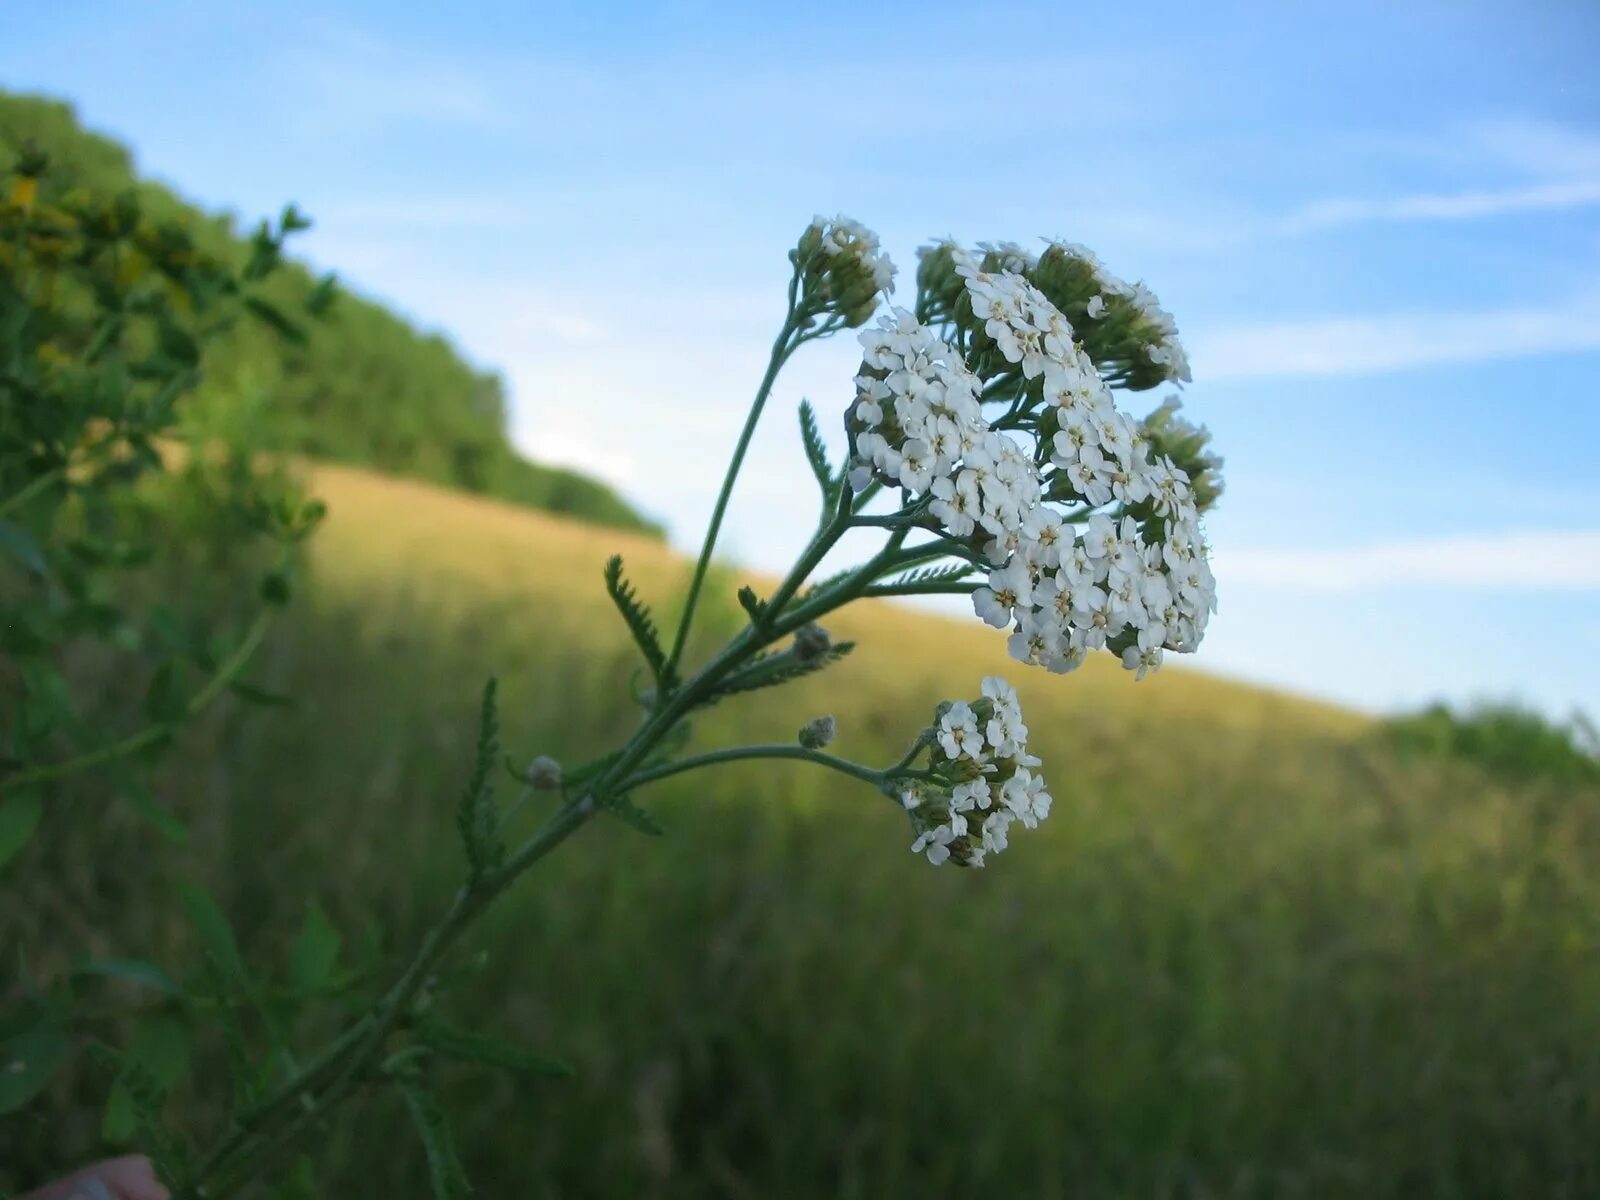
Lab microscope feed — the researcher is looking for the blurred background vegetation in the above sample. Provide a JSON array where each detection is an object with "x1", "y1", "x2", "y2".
[
  {"x1": 0, "y1": 90, "x2": 661, "y2": 539},
  {"x1": 4, "y1": 89, "x2": 1600, "y2": 1200}
]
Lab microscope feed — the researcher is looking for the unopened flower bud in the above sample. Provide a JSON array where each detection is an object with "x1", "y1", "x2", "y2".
[
  {"x1": 798, "y1": 714, "x2": 836, "y2": 750},
  {"x1": 526, "y1": 755, "x2": 562, "y2": 790},
  {"x1": 792, "y1": 622, "x2": 832, "y2": 666},
  {"x1": 795, "y1": 214, "x2": 895, "y2": 327}
]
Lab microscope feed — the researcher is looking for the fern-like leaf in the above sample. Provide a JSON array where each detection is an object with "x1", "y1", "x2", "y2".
[
  {"x1": 602, "y1": 792, "x2": 665, "y2": 836},
  {"x1": 798, "y1": 399, "x2": 835, "y2": 498},
  {"x1": 604, "y1": 555, "x2": 674, "y2": 691},
  {"x1": 455, "y1": 679, "x2": 505, "y2": 883},
  {"x1": 704, "y1": 641, "x2": 856, "y2": 706},
  {"x1": 887, "y1": 562, "x2": 975, "y2": 589}
]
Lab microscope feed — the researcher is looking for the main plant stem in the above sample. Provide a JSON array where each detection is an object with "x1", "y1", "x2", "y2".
[
  {"x1": 663, "y1": 274, "x2": 805, "y2": 684},
  {"x1": 179, "y1": 293, "x2": 980, "y2": 1196}
]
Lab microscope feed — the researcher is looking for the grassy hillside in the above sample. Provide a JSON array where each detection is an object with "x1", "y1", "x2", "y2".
[
  {"x1": 8, "y1": 462, "x2": 1600, "y2": 1198},
  {"x1": 0, "y1": 89, "x2": 661, "y2": 537}
]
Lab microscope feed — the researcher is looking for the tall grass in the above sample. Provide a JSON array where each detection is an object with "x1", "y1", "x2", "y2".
[{"x1": 8, "y1": 463, "x2": 1600, "y2": 1198}]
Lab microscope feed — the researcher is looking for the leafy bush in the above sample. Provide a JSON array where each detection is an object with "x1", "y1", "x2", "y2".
[
  {"x1": 1383, "y1": 701, "x2": 1600, "y2": 787},
  {"x1": 0, "y1": 89, "x2": 661, "y2": 538}
]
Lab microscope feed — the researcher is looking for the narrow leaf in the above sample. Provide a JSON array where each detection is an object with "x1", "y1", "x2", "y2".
[
  {"x1": 0, "y1": 789, "x2": 43, "y2": 871},
  {"x1": 243, "y1": 296, "x2": 307, "y2": 344},
  {"x1": 290, "y1": 903, "x2": 341, "y2": 991},
  {"x1": 0, "y1": 519, "x2": 48, "y2": 577},
  {"x1": 227, "y1": 679, "x2": 297, "y2": 708},
  {"x1": 129, "y1": 1015, "x2": 192, "y2": 1088},
  {"x1": 73, "y1": 958, "x2": 181, "y2": 996},
  {"x1": 602, "y1": 793, "x2": 664, "y2": 837},
  {"x1": 414, "y1": 1019, "x2": 572, "y2": 1078},
  {"x1": 398, "y1": 1078, "x2": 473, "y2": 1200},
  {"x1": 114, "y1": 772, "x2": 189, "y2": 845},
  {"x1": 0, "y1": 1023, "x2": 66, "y2": 1114},
  {"x1": 178, "y1": 884, "x2": 246, "y2": 984}
]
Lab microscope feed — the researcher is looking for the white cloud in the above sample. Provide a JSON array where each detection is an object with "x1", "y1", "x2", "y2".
[
  {"x1": 1193, "y1": 298, "x2": 1600, "y2": 379},
  {"x1": 1215, "y1": 531, "x2": 1600, "y2": 591},
  {"x1": 1281, "y1": 178, "x2": 1600, "y2": 233}
]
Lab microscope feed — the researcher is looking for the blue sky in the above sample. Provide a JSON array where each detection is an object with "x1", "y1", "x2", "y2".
[{"x1": 6, "y1": 0, "x2": 1598, "y2": 717}]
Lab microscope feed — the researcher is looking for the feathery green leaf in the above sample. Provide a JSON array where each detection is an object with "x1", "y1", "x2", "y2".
[
  {"x1": 604, "y1": 555, "x2": 674, "y2": 692},
  {"x1": 455, "y1": 679, "x2": 506, "y2": 883},
  {"x1": 798, "y1": 399, "x2": 835, "y2": 498}
]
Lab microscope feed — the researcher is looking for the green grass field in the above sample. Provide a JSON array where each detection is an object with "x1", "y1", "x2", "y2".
[{"x1": 10, "y1": 461, "x2": 1600, "y2": 1198}]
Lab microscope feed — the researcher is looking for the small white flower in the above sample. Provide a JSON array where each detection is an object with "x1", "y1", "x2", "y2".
[{"x1": 937, "y1": 701, "x2": 985, "y2": 759}]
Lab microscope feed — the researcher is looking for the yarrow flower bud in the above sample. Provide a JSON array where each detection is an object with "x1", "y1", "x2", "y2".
[
  {"x1": 792, "y1": 622, "x2": 832, "y2": 666},
  {"x1": 526, "y1": 755, "x2": 562, "y2": 791},
  {"x1": 901, "y1": 677, "x2": 1049, "y2": 868},
  {"x1": 793, "y1": 214, "x2": 896, "y2": 327},
  {"x1": 798, "y1": 715, "x2": 836, "y2": 750}
]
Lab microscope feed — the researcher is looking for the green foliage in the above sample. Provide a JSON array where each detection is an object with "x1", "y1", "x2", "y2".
[
  {"x1": 797, "y1": 399, "x2": 836, "y2": 499},
  {"x1": 886, "y1": 562, "x2": 975, "y2": 589},
  {"x1": 456, "y1": 679, "x2": 507, "y2": 882},
  {"x1": 0, "y1": 131, "x2": 321, "y2": 842},
  {"x1": 0, "y1": 790, "x2": 41, "y2": 870},
  {"x1": 600, "y1": 792, "x2": 666, "y2": 837},
  {"x1": 412, "y1": 1018, "x2": 571, "y2": 1079},
  {"x1": 289, "y1": 904, "x2": 342, "y2": 993},
  {"x1": 0, "y1": 1021, "x2": 65, "y2": 1114},
  {"x1": 0, "y1": 89, "x2": 661, "y2": 539},
  {"x1": 397, "y1": 1077, "x2": 473, "y2": 1200},
  {"x1": 603, "y1": 555, "x2": 675, "y2": 693},
  {"x1": 707, "y1": 640, "x2": 857, "y2": 705},
  {"x1": 8, "y1": 472, "x2": 1600, "y2": 1196},
  {"x1": 1383, "y1": 701, "x2": 1600, "y2": 786}
]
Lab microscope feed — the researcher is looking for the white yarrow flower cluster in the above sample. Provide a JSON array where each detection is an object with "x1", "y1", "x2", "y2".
[
  {"x1": 904, "y1": 677, "x2": 1051, "y2": 868},
  {"x1": 846, "y1": 258, "x2": 1217, "y2": 679}
]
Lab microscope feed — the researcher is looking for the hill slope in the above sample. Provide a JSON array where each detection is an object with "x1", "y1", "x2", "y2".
[
  {"x1": 9, "y1": 462, "x2": 1600, "y2": 1199},
  {"x1": 0, "y1": 89, "x2": 661, "y2": 536}
]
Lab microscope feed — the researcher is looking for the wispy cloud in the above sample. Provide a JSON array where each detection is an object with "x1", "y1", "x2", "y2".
[
  {"x1": 1280, "y1": 178, "x2": 1600, "y2": 233},
  {"x1": 1216, "y1": 531, "x2": 1600, "y2": 591},
  {"x1": 1193, "y1": 297, "x2": 1600, "y2": 379}
]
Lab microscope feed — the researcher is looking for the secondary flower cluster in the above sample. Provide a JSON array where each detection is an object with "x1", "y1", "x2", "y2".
[
  {"x1": 902, "y1": 677, "x2": 1051, "y2": 868},
  {"x1": 793, "y1": 214, "x2": 897, "y2": 327},
  {"x1": 845, "y1": 246, "x2": 1218, "y2": 680}
]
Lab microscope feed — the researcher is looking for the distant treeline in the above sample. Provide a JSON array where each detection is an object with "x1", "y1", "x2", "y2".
[{"x1": 0, "y1": 90, "x2": 662, "y2": 537}]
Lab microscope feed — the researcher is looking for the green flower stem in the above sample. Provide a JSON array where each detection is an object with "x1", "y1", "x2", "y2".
[
  {"x1": 176, "y1": 319, "x2": 1003, "y2": 1197},
  {"x1": 662, "y1": 271, "x2": 805, "y2": 685},
  {"x1": 620, "y1": 744, "x2": 891, "y2": 792},
  {"x1": 4, "y1": 608, "x2": 274, "y2": 792},
  {"x1": 184, "y1": 529, "x2": 964, "y2": 1195},
  {"x1": 758, "y1": 485, "x2": 854, "y2": 628},
  {"x1": 0, "y1": 463, "x2": 66, "y2": 520}
]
